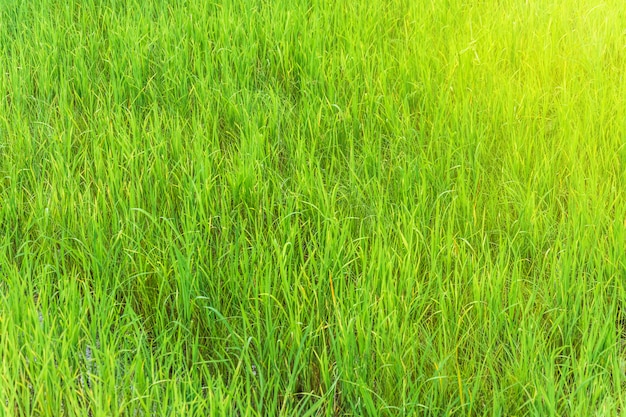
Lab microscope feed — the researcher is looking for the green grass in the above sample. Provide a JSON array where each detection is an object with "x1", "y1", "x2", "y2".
[{"x1": 1, "y1": 0, "x2": 625, "y2": 415}]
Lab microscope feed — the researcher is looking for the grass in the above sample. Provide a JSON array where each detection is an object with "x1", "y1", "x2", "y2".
[{"x1": 1, "y1": 0, "x2": 625, "y2": 415}]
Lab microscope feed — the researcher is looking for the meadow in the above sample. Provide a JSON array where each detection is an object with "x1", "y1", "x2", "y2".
[{"x1": 1, "y1": 0, "x2": 625, "y2": 415}]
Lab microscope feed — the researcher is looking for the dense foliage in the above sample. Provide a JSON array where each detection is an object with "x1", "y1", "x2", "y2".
[{"x1": 1, "y1": 0, "x2": 625, "y2": 415}]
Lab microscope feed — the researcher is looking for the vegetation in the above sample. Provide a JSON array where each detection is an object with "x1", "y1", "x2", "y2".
[{"x1": 1, "y1": 0, "x2": 625, "y2": 415}]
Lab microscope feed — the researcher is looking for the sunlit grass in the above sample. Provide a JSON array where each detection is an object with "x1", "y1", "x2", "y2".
[{"x1": 1, "y1": 0, "x2": 625, "y2": 415}]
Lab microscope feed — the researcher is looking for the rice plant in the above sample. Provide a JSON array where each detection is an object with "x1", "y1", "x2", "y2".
[{"x1": 1, "y1": 0, "x2": 625, "y2": 415}]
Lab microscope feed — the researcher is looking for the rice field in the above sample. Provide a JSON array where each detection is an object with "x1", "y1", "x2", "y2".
[{"x1": 1, "y1": 0, "x2": 626, "y2": 415}]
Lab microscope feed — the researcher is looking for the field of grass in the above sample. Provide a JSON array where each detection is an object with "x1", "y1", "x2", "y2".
[{"x1": 1, "y1": 0, "x2": 626, "y2": 415}]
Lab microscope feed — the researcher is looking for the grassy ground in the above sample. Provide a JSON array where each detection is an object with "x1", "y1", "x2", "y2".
[{"x1": 1, "y1": 0, "x2": 625, "y2": 415}]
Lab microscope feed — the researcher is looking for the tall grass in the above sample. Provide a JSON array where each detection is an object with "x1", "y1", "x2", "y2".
[{"x1": 1, "y1": 0, "x2": 625, "y2": 415}]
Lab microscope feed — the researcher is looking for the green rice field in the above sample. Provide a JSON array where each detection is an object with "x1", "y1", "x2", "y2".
[{"x1": 1, "y1": 0, "x2": 626, "y2": 415}]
